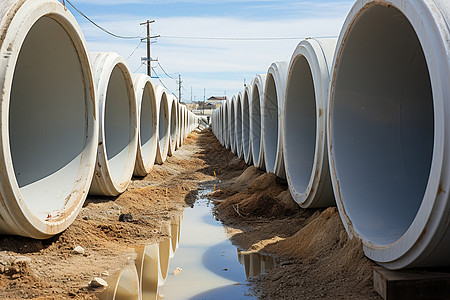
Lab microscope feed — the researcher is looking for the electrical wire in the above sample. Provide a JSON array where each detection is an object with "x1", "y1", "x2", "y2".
[
  {"x1": 64, "y1": 0, "x2": 142, "y2": 40},
  {"x1": 134, "y1": 62, "x2": 145, "y2": 73},
  {"x1": 152, "y1": 68, "x2": 176, "y2": 95},
  {"x1": 161, "y1": 35, "x2": 337, "y2": 41},
  {"x1": 127, "y1": 41, "x2": 143, "y2": 60},
  {"x1": 157, "y1": 62, "x2": 175, "y2": 80}
]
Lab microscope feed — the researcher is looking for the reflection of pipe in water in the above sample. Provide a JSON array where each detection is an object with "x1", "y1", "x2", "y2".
[
  {"x1": 237, "y1": 249, "x2": 277, "y2": 279},
  {"x1": 135, "y1": 244, "x2": 160, "y2": 300},
  {"x1": 99, "y1": 263, "x2": 140, "y2": 300}
]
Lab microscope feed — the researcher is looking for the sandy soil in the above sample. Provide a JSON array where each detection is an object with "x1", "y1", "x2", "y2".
[{"x1": 0, "y1": 129, "x2": 381, "y2": 299}]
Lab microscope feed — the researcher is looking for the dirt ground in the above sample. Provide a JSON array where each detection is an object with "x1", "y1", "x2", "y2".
[{"x1": 0, "y1": 129, "x2": 381, "y2": 299}]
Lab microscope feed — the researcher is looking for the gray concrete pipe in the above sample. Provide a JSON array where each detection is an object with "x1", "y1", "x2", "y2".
[
  {"x1": 155, "y1": 85, "x2": 170, "y2": 164},
  {"x1": 168, "y1": 94, "x2": 178, "y2": 157},
  {"x1": 0, "y1": 0, "x2": 98, "y2": 238},
  {"x1": 180, "y1": 105, "x2": 186, "y2": 144},
  {"x1": 229, "y1": 96, "x2": 237, "y2": 153},
  {"x1": 224, "y1": 100, "x2": 231, "y2": 149},
  {"x1": 283, "y1": 38, "x2": 337, "y2": 208},
  {"x1": 328, "y1": 0, "x2": 450, "y2": 269},
  {"x1": 263, "y1": 62, "x2": 288, "y2": 179},
  {"x1": 251, "y1": 74, "x2": 267, "y2": 170},
  {"x1": 132, "y1": 74, "x2": 158, "y2": 177},
  {"x1": 242, "y1": 84, "x2": 253, "y2": 165},
  {"x1": 176, "y1": 101, "x2": 181, "y2": 150},
  {"x1": 235, "y1": 92, "x2": 244, "y2": 159},
  {"x1": 89, "y1": 52, "x2": 138, "y2": 197}
]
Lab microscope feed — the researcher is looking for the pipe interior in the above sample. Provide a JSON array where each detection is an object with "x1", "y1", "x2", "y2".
[
  {"x1": 285, "y1": 56, "x2": 317, "y2": 193},
  {"x1": 236, "y1": 97, "x2": 243, "y2": 151},
  {"x1": 170, "y1": 101, "x2": 177, "y2": 142},
  {"x1": 251, "y1": 86, "x2": 262, "y2": 162},
  {"x1": 140, "y1": 83, "x2": 156, "y2": 166},
  {"x1": 104, "y1": 65, "x2": 133, "y2": 184},
  {"x1": 243, "y1": 93, "x2": 250, "y2": 155},
  {"x1": 230, "y1": 102, "x2": 236, "y2": 150},
  {"x1": 159, "y1": 94, "x2": 169, "y2": 151},
  {"x1": 10, "y1": 17, "x2": 87, "y2": 220},
  {"x1": 264, "y1": 74, "x2": 278, "y2": 170},
  {"x1": 224, "y1": 105, "x2": 229, "y2": 146},
  {"x1": 332, "y1": 4, "x2": 434, "y2": 245}
]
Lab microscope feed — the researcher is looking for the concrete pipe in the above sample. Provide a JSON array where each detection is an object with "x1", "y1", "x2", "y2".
[
  {"x1": 219, "y1": 106, "x2": 224, "y2": 146},
  {"x1": 99, "y1": 263, "x2": 140, "y2": 300},
  {"x1": 135, "y1": 244, "x2": 160, "y2": 300},
  {"x1": 283, "y1": 38, "x2": 337, "y2": 208},
  {"x1": 229, "y1": 96, "x2": 237, "y2": 153},
  {"x1": 132, "y1": 74, "x2": 158, "y2": 177},
  {"x1": 0, "y1": 0, "x2": 98, "y2": 238},
  {"x1": 328, "y1": 0, "x2": 450, "y2": 269},
  {"x1": 251, "y1": 75, "x2": 267, "y2": 170},
  {"x1": 224, "y1": 100, "x2": 230, "y2": 149},
  {"x1": 180, "y1": 105, "x2": 186, "y2": 145},
  {"x1": 89, "y1": 52, "x2": 138, "y2": 196},
  {"x1": 155, "y1": 86, "x2": 170, "y2": 165},
  {"x1": 263, "y1": 62, "x2": 288, "y2": 179},
  {"x1": 176, "y1": 101, "x2": 181, "y2": 150},
  {"x1": 235, "y1": 93, "x2": 244, "y2": 159},
  {"x1": 168, "y1": 95, "x2": 178, "y2": 157},
  {"x1": 242, "y1": 84, "x2": 253, "y2": 165}
]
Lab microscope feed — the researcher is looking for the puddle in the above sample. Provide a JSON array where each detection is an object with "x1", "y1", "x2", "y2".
[{"x1": 101, "y1": 183, "x2": 277, "y2": 300}]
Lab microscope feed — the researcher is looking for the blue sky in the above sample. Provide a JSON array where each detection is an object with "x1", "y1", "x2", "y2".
[{"x1": 63, "y1": 0, "x2": 354, "y2": 102}]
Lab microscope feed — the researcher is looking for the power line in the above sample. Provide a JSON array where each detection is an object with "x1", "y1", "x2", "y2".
[
  {"x1": 157, "y1": 62, "x2": 175, "y2": 80},
  {"x1": 152, "y1": 68, "x2": 176, "y2": 96},
  {"x1": 161, "y1": 35, "x2": 337, "y2": 41},
  {"x1": 64, "y1": 0, "x2": 142, "y2": 40},
  {"x1": 134, "y1": 63, "x2": 145, "y2": 73},
  {"x1": 127, "y1": 41, "x2": 143, "y2": 60}
]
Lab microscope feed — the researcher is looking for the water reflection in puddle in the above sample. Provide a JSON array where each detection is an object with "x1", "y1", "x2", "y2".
[{"x1": 101, "y1": 184, "x2": 277, "y2": 300}]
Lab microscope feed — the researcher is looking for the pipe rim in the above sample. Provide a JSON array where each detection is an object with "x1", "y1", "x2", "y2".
[
  {"x1": 251, "y1": 75, "x2": 266, "y2": 170},
  {"x1": 328, "y1": 0, "x2": 450, "y2": 269},
  {"x1": 0, "y1": 0, "x2": 98, "y2": 238},
  {"x1": 236, "y1": 92, "x2": 244, "y2": 158},
  {"x1": 243, "y1": 83, "x2": 253, "y2": 165},
  {"x1": 155, "y1": 85, "x2": 170, "y2": 164}
]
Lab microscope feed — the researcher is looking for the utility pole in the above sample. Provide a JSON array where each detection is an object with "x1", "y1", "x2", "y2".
[
  {"x1": 140, "y1": 20, "x2": 160, "y2": 77},
  {"x1": 203, "y1": 88, "x2": 206, "y2": 116},
  {"x1": 190, "y1": 87, "x2": 193, "y2": 102},
  {"x1": 178, "y1": 74, "x2": 182, "y2": 103}
]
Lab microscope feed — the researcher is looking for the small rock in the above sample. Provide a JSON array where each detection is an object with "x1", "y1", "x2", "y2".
[
  {"x1": 119, "y1": 213, "x2": 133, "y2": 222},
  {"x1": 101, "y1": 271, "x2": 109, "y2": 277},
  {"x1": 82, "y1": 216, "x2": 88, "y2": 221},
  {"x1": 73, "y1": 246, "x2": 85, "y2": 255},
  {"x1": 13, "y1": 256, "x2": 31, "y2": 265},
  {"x1": 89, "y1": 277, "x2": 108, "y2": 288},
  {"x1": 172, "y1": 267, "x2": 183, "y2": 276}
]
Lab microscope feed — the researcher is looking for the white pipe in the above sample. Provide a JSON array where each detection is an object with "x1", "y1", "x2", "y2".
[
  {"x1": 224, "y1": 100, "x2": 230, "y2": 149},
  {"x1": 135, "y1": 244, "x2": 160, "y2": 300},
  {"x1": 0, "y1": 0, "x2": 98, "y2": 238},
  {"x1": 229, "y1": 96, "x2": 237, "y2": 153},
  {"x1": 235, "y1": 92, "x2": 244, "y2": 159},
  {"x1": 176, "y1": 101, "x2": 181, "y2": 150},
  {"x1": 251, "y1": 74, "x2": 267, "y2": 170},
  {"x1": 89, "y1": 52, "x2": 138, "y2": 196},
  {"x1": 328, "y1": 0, "x2": 450, "y2": 269},
  {"x1": 155, "y1": 86, "x2": 170, "y2": 164},
  {"x1": 132, "y1": 74, "x2": 158, "y2": 177},
  {"x1": 283, "y1": 38, "x2": 337, "y2": 208},
  {"x1": 263, "y1": 62, "x2": 288, "y2": 179},
  {"x1": 168, "y1": 94, "x2": 178, "y2": 157},
  {"x1": 180, "y1": 105, "x2": 186, "y2": 144},
  {"x1": 242, "y1": 84, "x2": 253, "y2": 165}
]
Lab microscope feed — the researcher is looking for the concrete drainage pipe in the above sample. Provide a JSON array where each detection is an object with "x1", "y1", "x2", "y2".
[
  {"x1": 242, "y1": 84, "x2": 253, "y2": 165},
  {"x1": 0, "y1": 0, "x2": 98, "y2": 238},
  {"x1": 180, "y1": 105, "x2": 186, "y2": 145},
  {"x1": 229, "y1": 96, "x2": 237, "y2": 153},
  {"x1": 219, "y1": 106, "x2": 224, "y2": 146},
  {"x1": 155, "y1": 86, "x2": 170, "y2": 164},
  {"x1": 328, "y1": 0, "x2": 450, "y2": 269},
  {"x1": 168, "y1": 95, "x2": 178, "y2": 157},
  {"x1": 251, "y1": 75, "x2": 267, "y2": 170},
  {"x1": 89, "y1": 52, "x2": 138, "y2": 196},
  {"x1": 263, "y1": 62, "x2": 288, "y2": 179},
  {"x1": 132, "y1": 74, "x2": 158, "y2": 177},
  {"x1": 235, "y1": 93, "x2": 244, "y2": 159},
  {"x1": 135, "y1": 244, "x2": 160, "y2": 300},
  {"x1": 176, "y1": 101, "x2": 181, "y2": 150},
  {"x1": 224, "y1": 100, "x2": 230, "y2": 149},
  {"x1": 283, "y1": 38, "x2": 337, "y2": 208},
  {"x1": 99, "y1": 263, "x2": 140, "y2": 300}
]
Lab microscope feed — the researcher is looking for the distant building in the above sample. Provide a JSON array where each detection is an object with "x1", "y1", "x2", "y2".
[{"x1": 206, "y1": 96, "x2": 226, "y2": 108}]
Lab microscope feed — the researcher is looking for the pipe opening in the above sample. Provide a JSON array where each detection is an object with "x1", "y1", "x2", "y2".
[
  {"x1": 170, "y1": 100, "x2": 177, "y2": 143},
  {"x1": 236, "y1": 96, "x2": 243, "y2": 155},
  {"x1": 243, "y1": 92, "x2": 250, "y2": 157},
  {"x1": 10, "y1": 17, "x2": 87, "y2": 220},
  {"x1": 140, "y1": 82, "x2": 156, "y2": 166},
  {"x1": 251, "y1": 86, "x2": 261, "y2": 162},
  {"x1": 159, "y1": 93, "x2": 169, "y2": 153},
  {"x1": 230, "y1": 101, "x2": 236, "y2": 151},
  {"x1": 332, "y1": 4, "x2": 434, "y2": 245},
  {"x1": 104, "y1": 65, "x2": 133, "y2": 184},
  {"x1": 285, "y1": 56, "x2": 316, "y2": 194},
  {"x1": 264, "y1": 74, "x2": 279, "y2": 170},
  {"x1": 224, "y1": 105, "x2": 229, "y2": 147}
]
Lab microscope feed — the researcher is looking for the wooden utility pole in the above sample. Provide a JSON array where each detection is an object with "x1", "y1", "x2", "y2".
[
  {"x1": 140, "y1": 20, "x2": 159, "y2": 77},
  {"x1": 178, "y1": 74, "x2": 182, "y2": 103}
]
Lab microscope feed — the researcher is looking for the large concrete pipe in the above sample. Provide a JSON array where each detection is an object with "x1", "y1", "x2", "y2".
[
  {"x1": 328, "y1": 0, "x2": 450, "y2": 269},
  {"x1": 168, "y1": 95, "x2": 178, "y2": 157},
  {"x1": 242, "y1": 84, "x2": 253, "y2": 165},
  {"x1": 176, "y1": 101, "x2": 181, "y2": 150},
  {"x1": 132, "y1": 74, "x2": 158, "y2": 177},
  {"x1": 180, "y1": 105, "x2": 186, "y2": 145},
  {"x1": 224, "y1": 100, "x2": 230, "y2": 149},
  {"x1": 283, "y1": 38, "x2": 337, "y2": 208},
  {"x1": 251, "y1": 74, "x2": 267, "y2": 170},
  {"x1": 229, "y1": 96, "x2": 237, "y2": 153},
  {"x1": 135, "y1": 244, "x2": 161, "y2": 300},
  {"x1": 0, "y1": 0, "x2": 98, "y2": 238},
  {"x1": 263, "y1": 62, "x2": 288, "y2": 179},
  {"x1": 219, "y1": 105, "x2": 224, "y2": 146},
  {"x1": 89, "y1": 52, "x2": 138, "y2": 196},
  {"x1": 99, "y1": 263, "x2": 140, "y2": 300},
  {"x1": 235, "y1": 93, "x2": 244, "y2": 159},
  {"x1": 155, "y1": 86, "x2": 170, "y2": 164}
]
